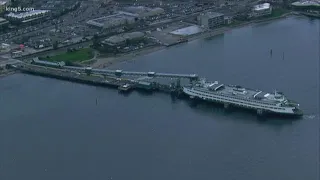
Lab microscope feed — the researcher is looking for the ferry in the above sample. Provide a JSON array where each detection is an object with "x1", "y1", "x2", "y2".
[{"x1": 182, "y1": 79, "x2": 303, "y2": 116}]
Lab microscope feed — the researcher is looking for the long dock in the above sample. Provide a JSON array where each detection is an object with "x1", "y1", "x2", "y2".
[
  {"x1": 14, "y1": 63, "x2": 132, "y2": 88},
  {"x1": 31, "y1": 59, "x2": 199, "y2": 81},
  {"x1": 6, "y1": 62, "x2": 185, "y2": 95}
]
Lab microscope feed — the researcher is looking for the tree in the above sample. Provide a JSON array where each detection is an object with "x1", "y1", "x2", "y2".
[
  {"x1": 53, "y1": 41, "x2": 58, "y2": 49},
  {"x1": 92, "y1": 34, "x2": 100, "y2": 48}
]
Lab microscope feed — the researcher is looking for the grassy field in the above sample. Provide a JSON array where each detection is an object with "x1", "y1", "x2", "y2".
[{"x1": 41, "y1": 48, "x2": 94, "y2": 62}]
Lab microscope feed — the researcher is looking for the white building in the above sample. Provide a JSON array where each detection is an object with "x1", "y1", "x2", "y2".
[
  {"x1": 250, "y1": 3, "x2": 272, "y2": 18},
  {"x1": 86, "y1": 12, "x2": 137, "y2": 29},
  {"x1": 198, "y1": 12, "x2": 224, "y2": 29},
  {"x1": 122, "y1": 6, "x2": 165, "y2": 18},
  {"x1": 5, "y1": 10, "x2": 50, "y2": 23},
  {"x1": 169, "y1": 25, "x2": 204, "y2": 36},
  {"x1": 291, "y1": 0, "x2": 320, "y2": 7}
]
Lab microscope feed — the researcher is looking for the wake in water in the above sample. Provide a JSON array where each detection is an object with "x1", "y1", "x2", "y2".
[{"x1": 303, "y1": 114, "x2": 318, "y2": 119}]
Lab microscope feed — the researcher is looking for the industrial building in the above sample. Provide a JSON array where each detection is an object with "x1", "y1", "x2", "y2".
[
  {"x1": 5, "y1": 10, "x2": 50, "y2": 24},
  {"x1": 250, "y1": 3, "x2": 272, "y2": 18},
  {"x1": 122, "y1": 6, "x2": 165, "y2": 18},
  {"x1": 102, "y1": 31, "x2": 145, "y2": 47},
  {"x1": 198, "y1": 12, "x2": 224, "y2": 29},
  {"x1": 86, "y1": 12, "x2": 137, "y2": 29}
]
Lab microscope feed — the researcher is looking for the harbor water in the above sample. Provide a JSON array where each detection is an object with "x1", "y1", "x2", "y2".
[{"x1": 0, "y1": 16, "x2": 319, "y2": 180}]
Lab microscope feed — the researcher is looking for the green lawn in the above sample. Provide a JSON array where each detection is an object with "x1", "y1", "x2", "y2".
[
  {"x1": 270, "y1": 8, "x2": 290, "y2": 18},
  {"x1": 41, "y1": 48, "x2": 94, "y2": 62}
]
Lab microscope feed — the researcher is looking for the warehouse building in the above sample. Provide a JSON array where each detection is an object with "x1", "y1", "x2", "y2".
[
  {"x1": 198, "y1": 12, "x2": 224, "y2": 29},
  {"x1": 249, "y1": 3, "x2": 272, "y2": 18},
  {"x1": 102, "y1": 31, "x2": 145, "y2": 47},
  {"x1": 122, "y1": 6, "x2": 165, "y2": 19},
  {"x1": 5, "y1": 10, "x2": 50, "y2": 24},
  {"x1": 86, "y1": 12, "x2": 137, "y2": 29}
]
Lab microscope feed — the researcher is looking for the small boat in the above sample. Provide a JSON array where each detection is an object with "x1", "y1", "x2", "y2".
[{"x1": 118, "y1": 84, "x2": 132, "y2": 92}]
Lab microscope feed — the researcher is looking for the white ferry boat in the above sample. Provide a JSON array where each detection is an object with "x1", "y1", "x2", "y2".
[{"x1": 182, "y1": 79, "x2": 303, "y2": 116}]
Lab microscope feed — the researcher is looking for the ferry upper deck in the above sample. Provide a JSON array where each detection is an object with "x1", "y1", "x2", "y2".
[{"x1": 190, "y1": 80, "x2": 290, "y2": 105}]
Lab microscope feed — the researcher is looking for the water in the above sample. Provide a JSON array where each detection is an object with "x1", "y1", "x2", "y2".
[{"x1": 0, "y1": 16, "x2": 319, "y2": 180}]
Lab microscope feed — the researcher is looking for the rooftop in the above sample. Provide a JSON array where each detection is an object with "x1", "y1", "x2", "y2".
[
  {"x1": 192, "y1": 79, "x2": 289, "y2": 105},
  {"x1": 0, "y1": 0, "x2": 9, "y2": 5},
  {"x1": 253, "y1": 3, "x2": 271, "y2": 11},
  {"x1": 170, "y1": 25, "x2": 204, "y2": 36},
  {"x1": 103, "y1": 32, "x2": 145, "y2": 44},
  {"x1": 201, "y1": 12, "x2": 224, "y2": 18},
  {"x1": 292, "y1": 0, "x2": 320, "y2": 6},
  {"x1": 6, "y1": 10, "x2": 50, "y2": 19},
  {"x1": 0, "y1": 17, "x2": 7, "y2": 22},
  {"x1": 123, "y1": 6, "x2": 164, "y2": 15},
  {"x1": 87, "y1": 12, "x2": 136, "y2": 27}
]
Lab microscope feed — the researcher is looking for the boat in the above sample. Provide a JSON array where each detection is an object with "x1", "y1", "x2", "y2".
[
  {"x1": 118, "y1": 84, "x2": 132, "y2": 92},
  {"x1": 182, "y1": 78, "x2": 303, "y2": 116}
]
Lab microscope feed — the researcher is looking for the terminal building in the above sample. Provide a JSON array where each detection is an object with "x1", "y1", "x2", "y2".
[
  {"x1": 86, "y1": 11, "x2": 137, "y2": 30},
  {"x1": 5, "y1": 10, "x2": 50, "y2": 25},
  {"x1": 122, "y1": 6, "x2": 165, "y2": 19},
  {"x1": 197, "y1": 12, "x2": 224, "y2": 29},
  {"x1": 249, "y1": 3, "x2": 272, "y2": 18}
]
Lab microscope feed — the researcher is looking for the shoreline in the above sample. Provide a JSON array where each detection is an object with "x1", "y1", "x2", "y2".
[
  {"x1": 0, "y1": 70, "x2": 15, "y2": 78},
  {"x1": 0, "y1": 13, "x2": 295, "y2": 77},
  {"x1": 91, "y1": 45, "x2": 166, "y2": 68},
  {"x1": 91, "y1": 13, "x2": 293, "y2": 69}
]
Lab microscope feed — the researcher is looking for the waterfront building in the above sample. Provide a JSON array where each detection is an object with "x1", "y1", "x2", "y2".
[
  {"x1": 198, "y1": 12, "x2": 225, "y2": 29},
  {"x1": 249, "y1": 3, "x2": 273, "y2": 18},
  {"x1": 291, "y1": 0, "x2": 320, "y2": 10},
  {"x1": 224, "y1": 16, "x2": 233, "y2": 25}
]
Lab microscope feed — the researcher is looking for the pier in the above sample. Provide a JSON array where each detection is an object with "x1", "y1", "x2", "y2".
[
  {"x1": 2, "y1": 59, "x2": 303, "y2": 118},
  {"x1": 5, "y1": 60, "x2": 193, "y2": 95},
  {"x1": 30, "y1": 59, "x2": 199, "y2": 81}
]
